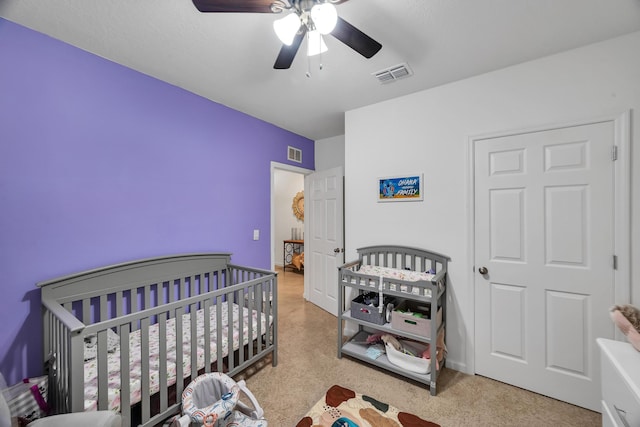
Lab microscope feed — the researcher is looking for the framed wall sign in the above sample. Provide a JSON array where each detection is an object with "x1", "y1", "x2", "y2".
[{"x1": 378, "y1": 174, "x2": 423, "y2": 202}]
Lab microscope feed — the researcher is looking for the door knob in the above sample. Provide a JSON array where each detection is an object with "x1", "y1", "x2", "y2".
[
  {"x1": 334, "y1": 248, "x2": 340, "y2": 253},
  {"x1": 478, "y1": 266, "x2": 488, "y2": 275}
]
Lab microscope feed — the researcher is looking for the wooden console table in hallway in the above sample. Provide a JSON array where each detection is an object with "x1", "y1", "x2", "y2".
[{"x1": 283, "y1": 239, "x2": 304, "y2": 274}]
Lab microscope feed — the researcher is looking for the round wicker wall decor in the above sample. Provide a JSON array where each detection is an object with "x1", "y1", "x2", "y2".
[{"x1": 292, "y1": 191, "x2": 304, "y2": 221}]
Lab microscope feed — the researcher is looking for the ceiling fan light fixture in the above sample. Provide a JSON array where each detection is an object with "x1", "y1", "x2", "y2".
[
  {"x1": 307, "y1": 30, "x2": 328, "y2": 56},
  {"x1": 310, "y1": 2, "x2": 337, "y2": 35},
  {"x1": 273, "y1": 12, "x2": 301, "y2": 45}
]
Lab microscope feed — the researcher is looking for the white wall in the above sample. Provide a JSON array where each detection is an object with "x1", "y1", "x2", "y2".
[
  {"x1": 274, "y1": 169, "x2": 304, "y2": 266},
  {"x1": 345, "y1": 31, "x2": 640, "y2": 373},
  {"x1": 315, "y1": 134, "x2": 345, "y2": 171}
]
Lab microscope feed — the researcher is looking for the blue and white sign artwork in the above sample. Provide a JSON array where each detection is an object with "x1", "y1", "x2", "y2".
[{"x1": 378, "y1": 174, "x2": 423, "y2": 202}]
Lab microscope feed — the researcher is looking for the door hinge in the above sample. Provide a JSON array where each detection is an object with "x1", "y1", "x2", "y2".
[
  {"x1": 613, "y1": 255, "x2": 618, "y2": 270},
  {"x1": 611, "y1": 145, "x2": 618, "y2": 161}
]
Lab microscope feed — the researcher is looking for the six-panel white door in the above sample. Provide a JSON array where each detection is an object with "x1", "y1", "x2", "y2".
[
  {"x1": 474, "y1": 122, "x2": 616, "y2": 411},
  {"x1": 305, "y1": 166, "x2": 344, "y2": 316}
]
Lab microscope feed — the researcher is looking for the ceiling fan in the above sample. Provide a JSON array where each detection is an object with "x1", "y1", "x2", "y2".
[{"x1": 191, "y1": 0, "x2": 383, "y2": 69}]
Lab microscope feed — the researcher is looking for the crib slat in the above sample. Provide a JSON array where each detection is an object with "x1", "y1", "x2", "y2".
[
  {"x1": 131, "y1": 287, "x2": 139, "y2": 317},
  {"x1": 266, "y1": 278, "x2": 273, "y2": 348},
  {"x1": 82, "y1": 298, "x2": 90, "y2": 324},
  {"x1": 47, "y1": 314, "x2": 58, "y2": 413},
  {"x1": 54, "y1": 316, "x2": 64, "y2": 413},
  {"x1": 116, "y1": 291, "x2": 123, "y2": 319},
  {"x1": 100, "y1": 295, "x2": 108, "y2": 323},
  {"x1": 182, "y1": 277, "x2": 188, "y2": 300},
  {"x1": 214, "y1": 271, "x2": 219, "y2": 291},
  {"x1": 203, "y1": 300, "x2": 211, "y2": 372},
  {"x1": 246, "y1": 286, "x2": 255, "y2": 361},
  {"x1": 236, "y1": 290, "x2": 245, "y2": 365},
  {"x1": 97, "y1": 330, "x2": 109, "y2": 410},
  {"x1": 168, "y1": 280, "x2": 175, "y2": 304},
  {"x1": 140, "y1": 317, "x2": 150, "y2": 423},
  {"x1": 175, "y1": 306, "x2": 184, "y2": 400},
  {"x1": 120, "y1": 323, "x2": 131, "y2": 427},
  {"x1": 57, "y1": 319, "x2": 67, "y2": 413},
  {"x1": 226, "y1": 293, "x2": 234, "y2": 372},
  {"x1": 144, "y1": 284, "x2": 151, "y2": 312},
  {"x1": 256, "y1": 283, "x2": 263, "y2": 351},
  {"x1": 69, "y1": 332, "x2": 84, "y2": 412},
  {"x1": 61, "y1": 323, "x2": 68, "y2": 413},
  {"x1": 57, "y1": 319, "x2": 64, "y2": 412},
  {"x1": 190, "y1": 302, "x2": 198, "y2": 380},
  {"x1": 215, "y1": 298, "x2": 223, "y2": 371},
  {"x1": 43, "y1": 311, "x2": 51, "y2": 371},
  {"x1": 158, "y1": 313, "x2": 168, "y2": 412}
]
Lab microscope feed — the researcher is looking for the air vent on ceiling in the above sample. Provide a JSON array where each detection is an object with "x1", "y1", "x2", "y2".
[
  {"x1": 288, "y1": 146, "x2": 302, "y2": 163},
  {"x1": 372, "y1": 63, "x2": 413, "y2": 84}
]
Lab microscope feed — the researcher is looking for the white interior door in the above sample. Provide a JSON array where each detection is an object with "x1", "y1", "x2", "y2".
[
  {"x1": 474, "y1": 122, "x2": 616, "y2": 411},
  {"x1": 305, "y1": 166, "x2": 344, "y2": 315}
]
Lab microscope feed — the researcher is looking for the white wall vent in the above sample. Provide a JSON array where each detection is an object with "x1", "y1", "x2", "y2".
[
  {"x1": 288, "y1": 146, "x2": 302, "y2": 163},
  {"x1": 372, "y1": 63, "x2": 413, "y2": 84}
]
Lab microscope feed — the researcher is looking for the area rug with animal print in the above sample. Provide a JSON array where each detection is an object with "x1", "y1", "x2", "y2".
[{"x1": 295, "y1": 384, "x2": 440, "y2": 427}]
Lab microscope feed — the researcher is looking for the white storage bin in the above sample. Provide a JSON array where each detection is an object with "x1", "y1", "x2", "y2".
[{"x1": 385, "y1": 341, "x2": 430, "y2": 374}]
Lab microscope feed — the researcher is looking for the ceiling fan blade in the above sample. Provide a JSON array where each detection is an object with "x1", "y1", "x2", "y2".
[
  {"x1": 192, "y1": 0, "x2": 279, "y2": 13},
  {"x1": 274, "y1": 28, "x2": 306, "y2": 69},
  {"x1": 331, "y1": 16, "x2": 382, "y2": 59}
]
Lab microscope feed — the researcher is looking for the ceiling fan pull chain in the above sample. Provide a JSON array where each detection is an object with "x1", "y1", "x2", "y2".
[
  {"x1": 317, "y1": 30, "x2": 324, "y2": 71},
  {"x1": 306, "y1": 31, "x2": 312, "y2": 77}
]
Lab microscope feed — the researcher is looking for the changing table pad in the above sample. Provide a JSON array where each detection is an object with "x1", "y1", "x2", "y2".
[
  {"x1": 357, "y1": 265, "x2": 434, "y2": 282},
  {"x1": 354, "y1": 265, "x2": 436, "y2": 297}
]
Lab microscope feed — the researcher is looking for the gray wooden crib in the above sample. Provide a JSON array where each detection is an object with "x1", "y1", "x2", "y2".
[{"x1": 37, "y1": 253, "x2": 277, "y2": 427}]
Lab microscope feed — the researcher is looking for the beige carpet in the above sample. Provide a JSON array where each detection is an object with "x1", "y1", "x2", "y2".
[{"x1": 235, "y1": 268, "x2": 600, "y2": 426}]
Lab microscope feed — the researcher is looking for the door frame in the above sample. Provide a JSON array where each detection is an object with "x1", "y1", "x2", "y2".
[
  {"x1": 465, "y1": 111, "x2": 631, "y2": 375},
  {"x1": 270, "y1": 161, "x2": 313, "y2": 272}
]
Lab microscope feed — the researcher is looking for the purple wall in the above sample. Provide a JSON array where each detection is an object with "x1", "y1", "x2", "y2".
[{"x1": 0, "y1": 18, "x2": 314, "y2": 385}]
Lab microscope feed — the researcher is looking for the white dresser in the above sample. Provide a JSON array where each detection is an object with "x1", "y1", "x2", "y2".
[{"x1": 597, "y1": 338, "x2": 640, "y2": 427}]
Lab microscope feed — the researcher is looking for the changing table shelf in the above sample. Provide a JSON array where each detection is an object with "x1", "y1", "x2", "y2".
[
  {"x1": 341, "y1": 330, "x2": 435, "y2": 384},
  {"x1": 341, "y1": 311, "x2": 445, "y2": 344}
]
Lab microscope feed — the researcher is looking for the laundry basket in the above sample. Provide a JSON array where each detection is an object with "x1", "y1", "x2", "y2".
[{"x1": 171, "y1": 373, "x2": 267, "y2": 427}]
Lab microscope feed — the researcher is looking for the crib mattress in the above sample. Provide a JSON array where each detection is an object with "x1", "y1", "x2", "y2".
[{"x1": 83, "y1": 302, "x2": 270, "y2": 412}]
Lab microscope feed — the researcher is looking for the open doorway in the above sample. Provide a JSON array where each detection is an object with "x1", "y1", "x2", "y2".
[{"x1": 270, "y1": 162, "x2": 312, "y2": 279}]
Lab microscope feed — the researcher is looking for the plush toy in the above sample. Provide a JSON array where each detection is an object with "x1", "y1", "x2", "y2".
[
  {"x1": 420, "y1": 329, "x2": 447, "y2": 370},
  {"x1": 365, "y1": 333, "x2": 385, "y2": 345},
  {"x1": 610, "y1": 304, "x2": 640, "y2": 352},
  {"x1": 380, "y1": 334, "x2": 403, "y2": 352}
]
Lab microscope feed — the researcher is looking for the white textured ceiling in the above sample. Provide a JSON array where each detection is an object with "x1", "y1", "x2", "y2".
[{"x1": 2, "y1": 0, "x2": 640, "y2": 140}]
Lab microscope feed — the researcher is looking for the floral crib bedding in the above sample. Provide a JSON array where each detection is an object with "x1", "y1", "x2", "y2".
[{"x1": 83, "y1": 302, "x2": 270, "y2": 412}]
